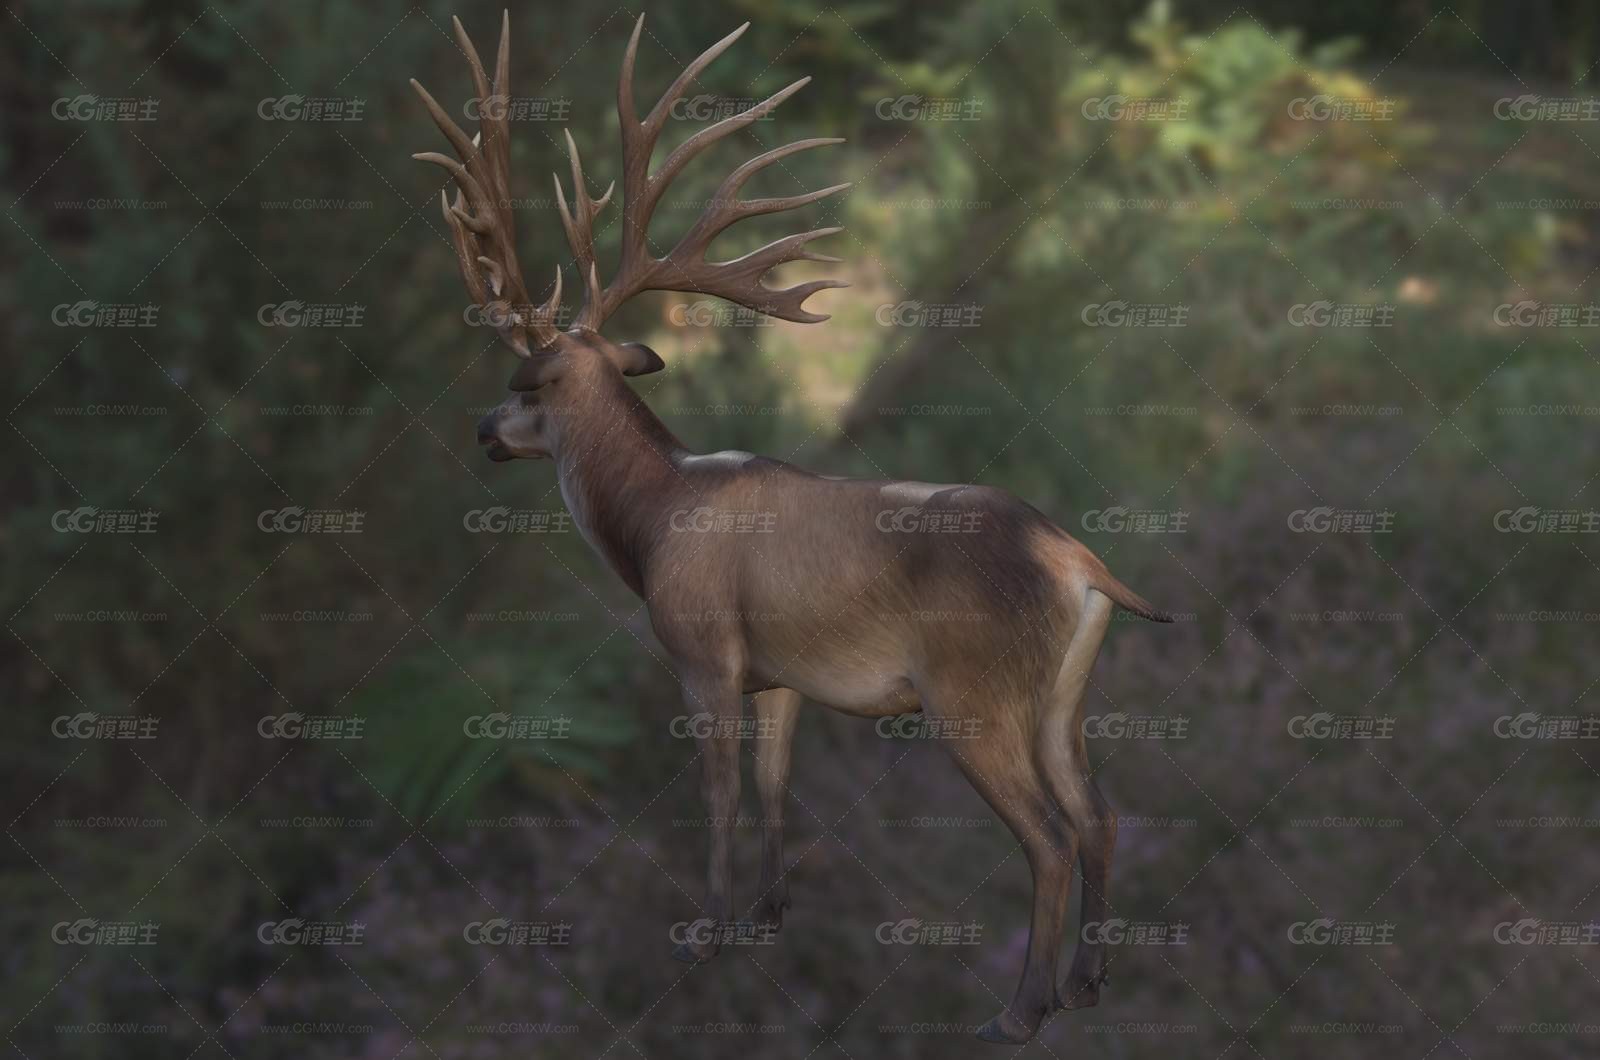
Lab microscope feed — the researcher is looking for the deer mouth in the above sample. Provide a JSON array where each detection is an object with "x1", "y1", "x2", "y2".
[{"x1": 482, "y1": 439, "x2": 514, "y2": 462}]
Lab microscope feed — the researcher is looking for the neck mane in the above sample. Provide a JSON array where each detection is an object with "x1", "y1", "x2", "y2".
[{"x1": 552, "y1": 372, "x2": 687, "y2": 596}]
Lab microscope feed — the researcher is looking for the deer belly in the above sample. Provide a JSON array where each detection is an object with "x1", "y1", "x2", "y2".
[
  {"x1": 776, "y1": 668, "x2": 918, "y2": 716},
  {"x1": 745, "y1": 629, "x2": 919, "y2": 715}
]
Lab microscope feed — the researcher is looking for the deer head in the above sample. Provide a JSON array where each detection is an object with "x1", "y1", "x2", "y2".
[{"x1": 411, "y1": 12, "x2": 849, "y2": 462}]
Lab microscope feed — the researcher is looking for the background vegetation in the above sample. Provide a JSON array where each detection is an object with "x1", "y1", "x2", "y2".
[{"x1": 4, "y1": 1, "x2": 1598, "y2": 1056}]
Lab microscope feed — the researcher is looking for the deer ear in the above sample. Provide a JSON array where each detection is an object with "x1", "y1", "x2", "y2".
[
  {"x1": 609, "y1": 341, "x2": 664, "y2": 377},
  {"x1": 507, "y1": 353, "x2": 568, "y2": 391}
]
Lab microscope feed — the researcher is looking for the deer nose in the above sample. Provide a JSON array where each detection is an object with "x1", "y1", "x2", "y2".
[{"x1": 476, "y1": 414, "x2": 497, "y2": 446}]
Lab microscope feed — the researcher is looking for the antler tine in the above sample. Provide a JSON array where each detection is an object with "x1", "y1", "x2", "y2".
[
  {"x1": 585, "y1": 261, "x2": 603, "y2": 318},
  {"x1": 440, "y1": 189, "x2": 489, "y2": 304},
  {"x1": 413, "y1": 11, "x2": 561, "y2": 357},
  {"x1": 543, "y1": 263, "x2": 563, "y2": 320},
  {"x1": 672, "y1": 137, "x2": 849, "y2": 257},
  {"x1": 723, "y1": 136, "x2": 847, "y2": 189},
  {"x1": 412, "y1": 82, "x2": 478, "y2": 162},
  {"x1": 491, "y1": 11, "x2": 513, "y2": 185},
  {"x1": 672, "y1": 227, "x2": 851, "y2": 324},
  {"x1": 573, "y1": 14, "x2": 847, "y2": 331},
  {"x1": 646, "y1": 21, "x2": 750, "y2": 132},
  {"x1": 450, "y1": 14, "x2": 509, "y2": 216},
  {"x1": 643, "y1": 76, "x2": 813, "y2": 221},
  {"x1": 411, "y1": 147, "x2": 492, "y2": 230},
  {"x1": 552, "y1": 129, "x2": 614, "y2": 309}
]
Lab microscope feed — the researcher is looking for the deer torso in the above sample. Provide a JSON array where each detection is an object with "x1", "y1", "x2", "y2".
[{"x1": 550, "y1": 381, "x2": 1090, "y2": 712}]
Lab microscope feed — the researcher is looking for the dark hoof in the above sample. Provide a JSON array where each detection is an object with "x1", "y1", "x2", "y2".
[
  {"x1": 753, "y1": 894, "x2": 791, "y2": 931},
  {"x1": 976, "y1": 1012, "x2": 1034, "y2": 1044},
  {"x1": 671, "y1": 941, "x2": 717, "y2": 964},
  {"x1": 1055, "y1": 972, "x2": 1106, "y2": 1011}
]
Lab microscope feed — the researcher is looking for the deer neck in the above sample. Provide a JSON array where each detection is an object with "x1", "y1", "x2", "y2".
[{"x1": 550, "y1": 374, "x2": 687, "y2": 597}]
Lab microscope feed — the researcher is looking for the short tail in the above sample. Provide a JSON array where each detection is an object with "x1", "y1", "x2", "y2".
[{"x1": 1092, "y1": 574, "x2": 1173, "y2": 623}]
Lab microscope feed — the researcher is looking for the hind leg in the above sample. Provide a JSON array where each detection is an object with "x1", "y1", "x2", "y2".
[
  {"x1": 1058, "y1": 779, "x2": 1115, "y2": 1008},
  {"x1": 939, "y1": 715, "x2": 1076, "y2": 1044},
  {"x1": 1037, "y1": 589, "x2": 1116, "y2": 1009}
]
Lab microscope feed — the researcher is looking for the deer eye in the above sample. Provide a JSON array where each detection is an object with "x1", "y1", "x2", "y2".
[{"x1": 507, "y1": 353, "x2": 568, "y2": 392}]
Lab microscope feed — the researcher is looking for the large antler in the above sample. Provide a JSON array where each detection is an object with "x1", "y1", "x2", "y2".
[
  {"x1": 411, "y1": 11, "x2": 561, "y2": 357},
  {"x1": 415, "y1": 13, "x2": 847, "y2": 356},
  {"x1": 563, "y1": 15, "x2": 850, "y2": 331}
]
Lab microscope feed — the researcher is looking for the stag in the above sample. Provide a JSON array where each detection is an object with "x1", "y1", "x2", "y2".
[{"x1": 412, "y1": 13, "x2": 1171, "y2": 1044}]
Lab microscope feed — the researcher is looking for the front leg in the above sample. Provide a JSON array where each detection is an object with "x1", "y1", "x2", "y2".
[
  {"x1": 750, "y1": 687, "x2": 802, "y2": 930},
  {"x1": 671, "y1": 668, "x2": 744, "y2": 963}
]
